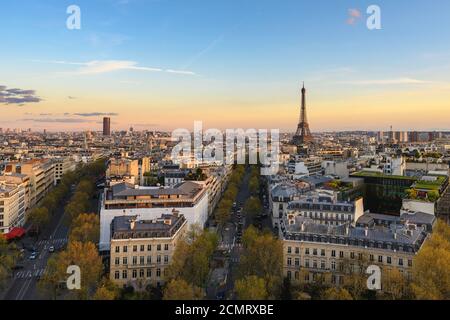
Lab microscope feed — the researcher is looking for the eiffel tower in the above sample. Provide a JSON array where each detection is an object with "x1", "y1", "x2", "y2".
[{"x1": 292, "y1": 83, "x2": 314, "y2": 147}]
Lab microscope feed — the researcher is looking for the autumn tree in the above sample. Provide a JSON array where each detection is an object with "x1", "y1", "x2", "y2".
[
  {"x1": 69, "y1": 213, "x2": 100, "y2": 243},
  {"x1": 166, "y1": 227, "x2": 218, "y2": 290},
  {"x1": 0, "y1": 236, "x2": 18, "y2": 289},
  {"x1": 93, "y1": 278, "x2": 120, "y2": 300},
  {"x1": 38, "y1": 255, "x2": 66, "y2": 300},
  {"x1": 411, "y1": 220, "x2": 450, "y2": 300},
  {"x1": 322, "y1": 287, "x2": 353, "y2": 300},
  {"x1": 237, "y1": 226, "x2": 283, "y2": 298},
  {"x1": 243, "y1": 197, "x2": 262, "y2": 219},
  {"x1": 380, "y1": 268, "x2": 411, "y2": 300},
  {"x1": 294, "y1": 291, "x2": 312, "y2": 300},
  {"x1": 340, "y1": 255, "x2": 371, "y2": 299},
  {"x1": 27, "y1": 207, "x2": 50, "y2": 234},
  {"x1": 235, "y1": 276, "x2": 268, "y2": 300},
  {"x1": 163, "y1": 279, "x2": 203, "y2": 300},
  {"x1": 39, "y1": 241, "x2": 103, "y2": 300},
  {"x1": 249, "y1": 176, "x2": 260, "y2": 195}
]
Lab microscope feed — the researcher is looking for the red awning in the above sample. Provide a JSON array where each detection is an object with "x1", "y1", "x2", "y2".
[{"x1": 4, "y1": 227, "x2": 26, "y2": 240}]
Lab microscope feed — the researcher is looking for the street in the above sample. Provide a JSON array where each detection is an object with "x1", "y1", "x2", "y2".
[
  {"x1": 1, "y1": 195, "x2": 70, "y2": 300},
  {"x1": 1, "y1": 186, "x2": 100, "y2": 300},
  {"x1": 207, "y1": 165, "x2": 272, "y2": 299}
]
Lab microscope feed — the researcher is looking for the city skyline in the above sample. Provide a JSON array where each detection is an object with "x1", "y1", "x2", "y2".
[{"x1": 1, "y1": 0, "x2": 450, "y2": 132}]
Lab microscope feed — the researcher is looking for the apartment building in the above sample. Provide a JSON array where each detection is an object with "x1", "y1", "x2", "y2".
[
  {"x1": 52, "y1": 156, "x2": 76, "y2": 184},
  {"x1": 282, "y1": 214, "x2": 432, "y2": 286},
  {"x1": 383, "y1": 156, "x2": 406, "y2": 176},
  {"x1": 0, "y1": 182, "x2": 26, "y2": 234},
  {"x1": 196, "y1": 165, "x2": 233, "y2": 216},
  {"x1": 106, "y1": 156, "x2": 151, "y2": 186},
  {"x1": 3, "y1": 159, "x2": 54, "y2": 212},
  {"x1": 286, "y1": 155, "x2": 323, "y2": 178},
  {"x1": 0, "y1": 173, "x2": 30, "y2": 221},
  {"x1": 285, "y1": 190, "x2": 365, "y2": 227},
  {"x1": 109, "y1": 213, "x2": 187, "y2": 289},
  {"x1": 270, "y1": 181, "x2": 310, "y2": 229},
  {"x1": 99, "y1": 181, "x2": 209, "y2": 252}
]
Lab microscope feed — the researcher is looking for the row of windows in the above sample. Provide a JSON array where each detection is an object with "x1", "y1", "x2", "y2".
[
  {"x1": 286, "y1": 256, "x2": 412, "y2": 269},
  {"x1": 287, "y1": 247, "x2": 328, "y2": 256},
  {"x1": 114, "y1": 255, "x2": 169, "y2": 265},
  {"x1": 114, "y1": 268, "x2": 165, "y2": 280},
  {"x1": 286, "y1": 271, "x2": 345, "y2": 284},
  {"x1": 286, "y1": 247, "x2": 413, "y2": 266},
  {"x1": 301, "y1": 212, "x2": 353, "y2": 220},
  {"x1": 114, "y1": 243, "x2": 170, "y2": 253}
]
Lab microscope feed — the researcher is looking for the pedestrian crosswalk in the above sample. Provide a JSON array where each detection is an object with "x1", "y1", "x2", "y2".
[
  {"x1": 35, "y1": 238, "x2": 67, "y2": 247},
  {"x1": 14, "y1": 268, "x2": 46, "y2": 279}
]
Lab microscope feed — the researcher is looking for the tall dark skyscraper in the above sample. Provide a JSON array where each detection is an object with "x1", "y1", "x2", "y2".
[
  {"x1": 292, "y1": 83, "x2": 314, "y2": 146},
  {"x1": 103, "y1": 117, "x2": 111, "y2": 136}
]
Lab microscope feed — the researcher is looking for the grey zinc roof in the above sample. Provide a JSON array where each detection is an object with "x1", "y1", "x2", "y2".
[
  {"x1": 401, "y1": 211, "x2": 436, "y2": 226},
  {"x1": 112, "y1": 214, "x2": 181, "y2": 232},
  {"x1": 111, "y1": 181, "x2": 202, "y2": 198},
  {"x1": 286, "y1": 216, "x2": 426, "y2": 246},
  {"x1": 300, "y1": 175, "x2": 333, "y2": 186},
  {"x1": 356, "y1": 213, "x2": 400, "y2": 225},
  {"x1": 271, "y1": 184, "x2": 299, "y2": 198}
]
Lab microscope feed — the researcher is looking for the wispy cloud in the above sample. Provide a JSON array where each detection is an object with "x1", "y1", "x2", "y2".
[
  {"x1": 0, "y1": 85, "x2": 42, "y2": 105},
  {"x1": 23, "y1": 118, "x2": 94, "y2": 123},
  {"x1": 339, "y1": 78, "x2": 433, "y2": 85},
  {"x1": 182, "y1": 34, "x2": 225, "y2": 69},
  {"x1": 34, "y1": 60, "x2": 196, "y2": 76},
  {"x1": 74, "y1": 112, "x2": 119, "y2": 117}
]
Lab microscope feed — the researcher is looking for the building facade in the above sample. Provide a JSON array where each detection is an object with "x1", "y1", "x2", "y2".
[
  {"x1": 99, "y1": 181, "x2": 208, "y2": 252},
  {"x1": 282, "y1": 214, "x2": 432, "y2": 287},
  {"x1": 0, "y1": 183, "x2": 26, "y2": 234},
  {"x1": 109, "y1": 213, "x2": 187, "y2": 289},
  {"x1": 52, "y1": 156, "x2": 76, "y2": 185}
]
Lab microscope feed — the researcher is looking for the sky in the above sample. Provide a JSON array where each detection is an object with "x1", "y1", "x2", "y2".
[{"x1": 0, "y1": 0, "x2": 450, "y2": 132}]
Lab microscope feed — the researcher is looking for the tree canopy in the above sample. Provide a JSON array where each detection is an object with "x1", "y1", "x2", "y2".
[
  {"x1": 411, "y1": 220, "x2": 450, "y2": 300},
  {"x1": 237, "y1": 226, "x2": 283, "y2": 298}
]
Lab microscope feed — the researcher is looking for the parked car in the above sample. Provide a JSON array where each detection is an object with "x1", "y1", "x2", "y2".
[
  {"x1": 29, "y1": 253, "x2": 37, "y2": 260},
  {"x1": 48, "y1": 246, "x2": 55, "y2": 253}
]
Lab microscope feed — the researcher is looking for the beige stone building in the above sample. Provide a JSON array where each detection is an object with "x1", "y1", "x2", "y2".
[
  {"x1": 1, "y1": 159, "x2": 54, "y2": 226},
  {"x1": 52, "y1": 156, "x2": 76, "y2": 185},
  {"x1": 0, "y1": 182, "x2": 26, "y2": 234},
  {"x1": 282, "y1": 213, "x2": 434, "y2": 287},
  {"x1": 106, "y1": 157, "x2": 151, "y2": 186},
  {"x1": 5, "y1": 159, "x2": 55, "y2": 209},
  {"x1": 109, "y1": 213, "x2": 187, "y2": 289}
]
